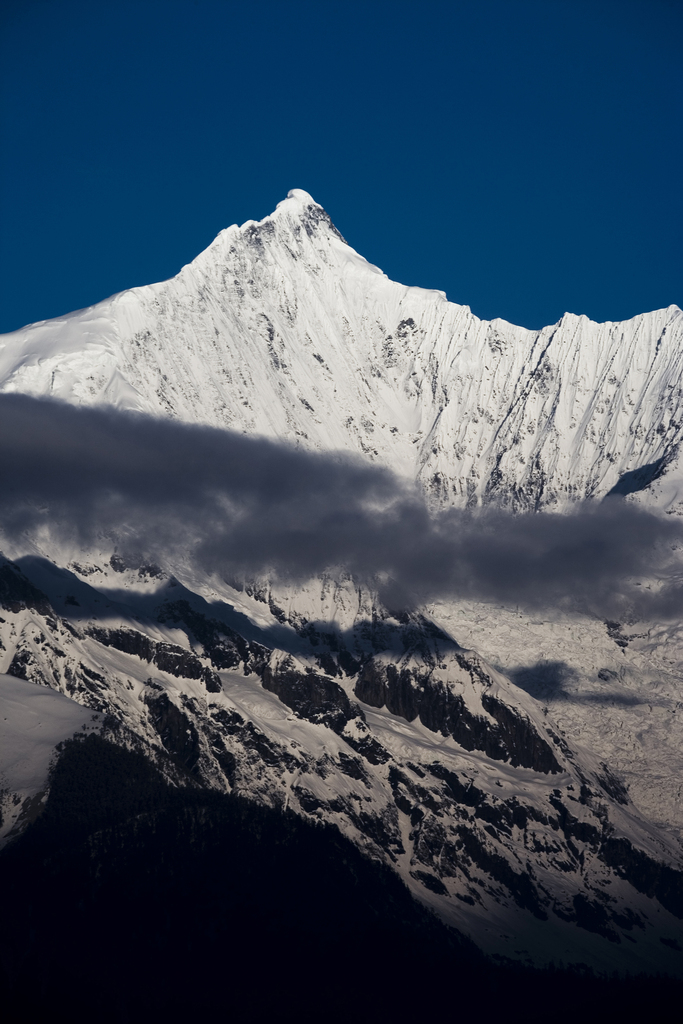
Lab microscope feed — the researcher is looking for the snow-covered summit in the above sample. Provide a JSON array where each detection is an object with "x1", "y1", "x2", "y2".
[{"x1": 2, "y1": 190, "x2": 681, "y2": 510}]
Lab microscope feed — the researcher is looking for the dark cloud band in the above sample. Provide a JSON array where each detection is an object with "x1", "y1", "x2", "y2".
[{"x1": 1, "y1": 394, "x2": 681, "y2": 620}]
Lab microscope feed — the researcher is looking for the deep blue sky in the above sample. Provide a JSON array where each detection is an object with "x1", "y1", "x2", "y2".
[{"x1": 1, "y1": 0, "x2": 681, "y2": 333}]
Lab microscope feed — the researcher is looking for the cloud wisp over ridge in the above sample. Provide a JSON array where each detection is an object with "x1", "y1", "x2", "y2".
[{"x1": 2, "y1": 394, "x2": 682, "y2": 620}]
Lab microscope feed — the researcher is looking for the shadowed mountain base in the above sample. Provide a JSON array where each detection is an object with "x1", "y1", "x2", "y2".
[{"x1": 1, "y1": 735, "x2": 681, "y2": 1024}]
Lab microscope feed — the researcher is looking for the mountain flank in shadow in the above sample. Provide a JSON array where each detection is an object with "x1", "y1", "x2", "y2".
[{"x1": 1, "y1": 734, "x2": 681, "y2": 1024}]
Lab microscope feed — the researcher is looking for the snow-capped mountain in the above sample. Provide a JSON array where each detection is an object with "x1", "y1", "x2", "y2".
[
  {"x1": 2, "y1": 190, "x2": 683, "y2": 975},
  {"x1": 2, "y1": 188, "x2": 682, "y2": 510}
]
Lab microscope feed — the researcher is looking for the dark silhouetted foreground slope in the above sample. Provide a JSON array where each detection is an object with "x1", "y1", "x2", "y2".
[{"x1": 1, "y1": 735, "x2": 681, "y2": 1024}]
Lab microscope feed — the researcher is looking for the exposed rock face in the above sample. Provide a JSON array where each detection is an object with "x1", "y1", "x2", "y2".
[
  {"x1": 144, "y1": 690, "x2": 202, "y2": 773},
  {"x1": 86, "y1": 625, "x2": 222, "y2": 692},
  {"x1": 356, "y1": 656, "x2": 560, "y2": 773},
  {"x1": 0, "y1": 561, "x2": 54, "y2": 617},
  {"x1": 601, "y1": 837, "x2": 683, "y2": 920},
  {"x1": 261, "y1": 652, "x2": 390, "y2": 765},
  {"x1": 262, "y1": 654, "x2": 361, "y2": 732},
  {"x1": 158, "y1": 599, "x2": 264, "y2": 672}
]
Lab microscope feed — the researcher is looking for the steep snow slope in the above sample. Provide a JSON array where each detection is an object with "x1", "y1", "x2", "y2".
[
  {"x1": 0, "y1": 674, "x2": 102, "y2": 844},
  {"x1": 1, "y1": 189, "x2": 682, "y2": 510}
]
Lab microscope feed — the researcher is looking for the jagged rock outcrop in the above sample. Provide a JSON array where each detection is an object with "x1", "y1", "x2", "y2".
[
  {"x1": 86, "y1": 624, "x2": 222, "y2": 692},
  {"x1": 356, "y1": 655, "x2": 561, "y2": 773}
]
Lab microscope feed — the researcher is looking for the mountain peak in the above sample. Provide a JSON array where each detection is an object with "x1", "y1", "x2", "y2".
[
  {"x1": 281, "y1": 187, "x2": 319, "y2": 207},
  {"x1": 271, "y1": 187, "x2": 346, "y2": 242},
  {"x1": 1, "y1": 193, "x2": 682, "y2": 516}
]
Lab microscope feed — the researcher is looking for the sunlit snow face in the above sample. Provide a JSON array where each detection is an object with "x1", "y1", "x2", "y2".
[{"x1": 1, "y1": 393, "x2": 682, "y2": 621}]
